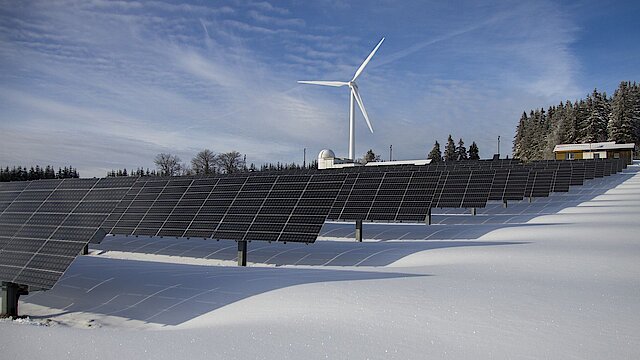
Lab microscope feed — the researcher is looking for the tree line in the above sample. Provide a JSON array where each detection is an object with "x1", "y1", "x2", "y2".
[
  {"x1": 426, "y1": 135, "x2": 480, "y2": 163},
  {"x1": 108, "y1": 138, "x2": 485, "y2": 178},
  {"x1": 0, "y1": 165, "x2": 79, "y2": 182},
  {"x1": 513, "y1": 81, "x2": 640, "y2": 161},
  {"x1": 108, "y1": 150, "x2": 319, "y2": 177}
]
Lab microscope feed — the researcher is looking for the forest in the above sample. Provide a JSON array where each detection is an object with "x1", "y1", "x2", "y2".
[
  {"x1": 513, "y1": 81, "x2": 640, "y2": 161},
  {"x1": 0, "y1": 165, "x2": 79, "y2": 182}
]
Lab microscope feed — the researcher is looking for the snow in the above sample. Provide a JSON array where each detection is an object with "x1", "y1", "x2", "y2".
[{"x1": 1, "y1": 164, "x2": 640, "y2": 359}]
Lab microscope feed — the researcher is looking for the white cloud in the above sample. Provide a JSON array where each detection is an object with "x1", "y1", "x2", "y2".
[{"x1": 0, "y1": 0, "x2": 590, "y2": 175}]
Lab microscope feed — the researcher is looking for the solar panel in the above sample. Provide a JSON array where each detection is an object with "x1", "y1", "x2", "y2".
[
  {"x1": 327, "y1": 173, "x2": 358, "y2": 220},
  {"x1": 551, "y1": 167, "x2": 571, "y2": 192},
  {"x1": 0, "y1": 177, "x2": 135, "y2": 290},
  {"x1": 584, "y1": 161, "x2": 596, "y2": 180},
  {"x1": 460, "y1": 170, "x2": 495, "y2": 208},
  {"x1": 502, "y1": 169, "x2": 529, "y2": 201},
  {"x1": 395, "y1": 171, "x2": 440, "y2": 222},
  {"x1": 603, "y1": 160, "x2": 613, "y2": 176},
  {"x1": 209, "y1": 173, "x2": 346, "y2": 243},
  {"x1": 433, "y1": 171, "x2": 471, "y2": 208},
  {"x1": 569, "y1": 162, "x2": 586, "y2": 186},
  {"x1": 594, "y1": 160, "x2": 605, "y2": 178},
  {"x1": 524, "y1": 170, "x2": 554, "y2": 198},
  {"x1": 338, "y1": 172, "x2": 385, "y2": 221},
  {"x1": 488, "y1": 169, "x2": 509, "y2": 201},
  {"x1": 1, "y1": 157, "x2": 630, "y2": 293},
  {"x1": 367, "y1": 172, "x2": 411, "y2": 221}
]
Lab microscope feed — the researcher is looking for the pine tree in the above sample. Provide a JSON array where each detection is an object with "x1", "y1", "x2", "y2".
[
  {"x1": 468, "y1": 142, "x2": 480, "y2": 160},
  {"x1": 427, "y1": 141, "x2": 443, "y2": 163},
  {"x1": 630, "y1": 82, "x2": 640, "y2": 156},
  {"x1": 544, "y1": 104, "x2": 562, "y2": 158},
  {"x1": 513, "y1": 112, "x2": 527, "y2": 159},
  {"x1": 455, "y1": 138, "x2": 467, "y2": 161},
  {"x1": 608, "y1": 81, "x2": 635, "y2": 143},
  {"x1": 583, "y1": 89, "x2": 609, "y2": 143},
  {"x1": 444, "y1": 135, "x2": 456, "y2": 161}
]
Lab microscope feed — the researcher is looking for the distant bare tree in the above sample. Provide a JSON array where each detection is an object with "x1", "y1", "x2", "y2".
[
  {"x1": 154, "y1": 153, "x2": 182, "y2": 176},
  {"x1": 191, "y1": 149, "x2": 217, "y2": 175},
  {"x1": 216, "y1": 151, "x2": 245, "y2": 174},
  {"x1": 179, "y1": 162, "x2": 193, "y2": 176}
]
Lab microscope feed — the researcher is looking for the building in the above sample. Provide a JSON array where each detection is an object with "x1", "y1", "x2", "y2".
[
  {"x1": 317, "y1": 149, "x2": 431, "y2": 169},
  {"x1": 553, "y1": 141, "x2": 635, "y2": 164}
]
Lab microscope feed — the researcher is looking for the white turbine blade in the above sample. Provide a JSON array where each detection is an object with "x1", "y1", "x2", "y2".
[
  {"x1": 352, "y1": 37, "x2": 385, "y2": 81},
  {"x1": 352, "y1": 87, "x2": 374, "y2": 133},
  {"x1": 298, "y1": 80, "x2": 349, "y2": 87}
]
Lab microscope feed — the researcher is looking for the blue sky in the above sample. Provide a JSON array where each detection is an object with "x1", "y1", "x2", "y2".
[{"x1": 1, "y1": 0, "x2": 638, "y2": 177}]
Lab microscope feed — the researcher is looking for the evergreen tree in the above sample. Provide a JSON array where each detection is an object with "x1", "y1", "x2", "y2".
[
  {"x1": 608, "y1": 81, "x2": 636, "y2": 143},
  {"x1": 455, "y1": 138, "x2": 467, "y2": 161},
  {"x1": 544, "y1": 104, "x2": 562, "y2": 158},
  {"x1": 444, "y1": 135, "x2": 456, "y2": 161},
  {"x1": 513, "y1": 112, "x2": 528, "y2": 159},
  {"x1": 468, "y1": 142, "x2": 480, "y2": 160},
  {"x1": 561, "y1": 100, "x2": 579, "y2": 144},
  {"x1": 427, "y1": 141, "x2": 443, "y2": 163},
  {"x1": 583, "y1": 89, "x2": 609, "y2": 143}
]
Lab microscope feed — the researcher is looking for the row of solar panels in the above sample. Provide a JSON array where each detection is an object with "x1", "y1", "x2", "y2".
[{"x1": 0, "y1": 158, "x2": 625, "y2": 289}]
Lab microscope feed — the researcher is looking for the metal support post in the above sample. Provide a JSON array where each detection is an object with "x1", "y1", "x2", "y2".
[
  {"x1": 503, "y1": 200, "x2": 508, "y2": 208},
  {"x1": 355, "y1": 220, "x2": 363, "y2": 242},
  {"x1": 1, "y1": 282, "x2": 28, "y2": 318},
  {"x1": 471, "y1": 207, "x2": 477, "y2": 216},
  {"x1": 425, "y1": 208, "x2": 432, "y2": 225},
  {"x1": 237, "y1": 241, "x2": 247, "y2": 266}
]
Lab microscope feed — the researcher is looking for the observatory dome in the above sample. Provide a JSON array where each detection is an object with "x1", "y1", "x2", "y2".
[{"x1": 318, "y1": 149, "x2": 336, "y2": 160}]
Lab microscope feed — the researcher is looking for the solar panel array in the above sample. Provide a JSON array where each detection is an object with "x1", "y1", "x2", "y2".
[
  {"x1": 328, "y1": 170, "x2": 443, "y2": 222},
  {"x1": 432, "y1": 170, "x2": 495, "y2": 208},
  {"x1": 0, "y1": 157, "x2": 627, "y2": 291},
  {"x1": 101, "y1": 173, "x2": 347, "y2": 243},
  {"x1": 0, "y1": 177, "x2": 135, "y2": 289}
]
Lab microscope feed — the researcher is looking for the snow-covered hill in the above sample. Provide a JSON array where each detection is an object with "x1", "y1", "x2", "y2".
[{"x1": 2, "y1": 164, "x2": 639, "y2": 359}]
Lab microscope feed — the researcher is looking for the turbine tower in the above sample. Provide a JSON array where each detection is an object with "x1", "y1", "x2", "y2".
[{"x1": 298, "y1": 37, "x2": 384, "y2": 160}]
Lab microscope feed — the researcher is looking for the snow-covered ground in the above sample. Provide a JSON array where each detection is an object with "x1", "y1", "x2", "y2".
[{"x1": 2, "y1": 164, "x2": 639, "y2": 359}]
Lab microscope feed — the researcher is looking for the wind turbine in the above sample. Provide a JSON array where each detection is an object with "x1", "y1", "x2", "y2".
[{"x1": 298, "y1": 37, "x2": 385, "y2": 161}]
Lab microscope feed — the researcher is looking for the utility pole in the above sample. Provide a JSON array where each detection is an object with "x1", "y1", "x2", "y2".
[
  {"x1": 303, "y1": 148, "x2": 306, "y2": 168},
  {"x1": 389, "y1": 144, "x2": 393, "y2": 161},
  {"x1": 497, "y1": 136, "x2": 501, "y2": 157}
]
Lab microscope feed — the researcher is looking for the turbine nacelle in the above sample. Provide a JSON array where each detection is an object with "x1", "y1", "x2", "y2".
[{"x1": 298, "y1": 37, "x2": 384, "y2": 160}]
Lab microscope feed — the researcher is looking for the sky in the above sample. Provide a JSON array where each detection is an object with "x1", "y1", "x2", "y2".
[{"x1": 1, "y1": 0, "x2": 639, "y2": 177}]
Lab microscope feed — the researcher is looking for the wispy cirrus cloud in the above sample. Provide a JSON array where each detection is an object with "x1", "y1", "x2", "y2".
[{"x1": 0, "y1": 0, "x2": 604, "y2": 176}]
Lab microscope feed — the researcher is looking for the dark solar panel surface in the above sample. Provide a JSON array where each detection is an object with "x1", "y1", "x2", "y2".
[
  {"x1": 488, "y1": 169, "x2": 509, "y2": 201},
  {"x1": 524, "y1": 170, "x2": 555, "y2": 198},
  {"x1": 328, "y1": 170, "x2": 442, "y2": 223},
  {"x1": 432, "y1": 170, "x2": 494, "y2": 208},
  {"x1": 551, "y1": 167, "x2": 572, "y2": 192},
  {"x1": 569, "y1": 163, "x2": 586, "y2": 186},
  {"x1": 105, "y1": 173, "x2": 346, "y2": 244},
  {"x1": 584, "y1": 161, "x2": 596, "y2": 180},
  {"x1": 0, "y1": 158, "x2": 626, "y2": 289},
  {"x1": 501, "y1": 169, "x2": 530, "y2": 201},
  {"x1": 0, "y1": 177, "x2": 135, "y2": 289},
  {"x1": 396, "y1": 171, "x2": 440, "y2": 222}
]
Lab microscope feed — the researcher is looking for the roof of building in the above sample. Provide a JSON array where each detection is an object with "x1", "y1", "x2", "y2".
[
  {"x1": 553, "y1": 141, "x2": 636, "y2": 152},
  {"x1": 365, "y1": 159, "x2": 432, "y2": 166}
]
